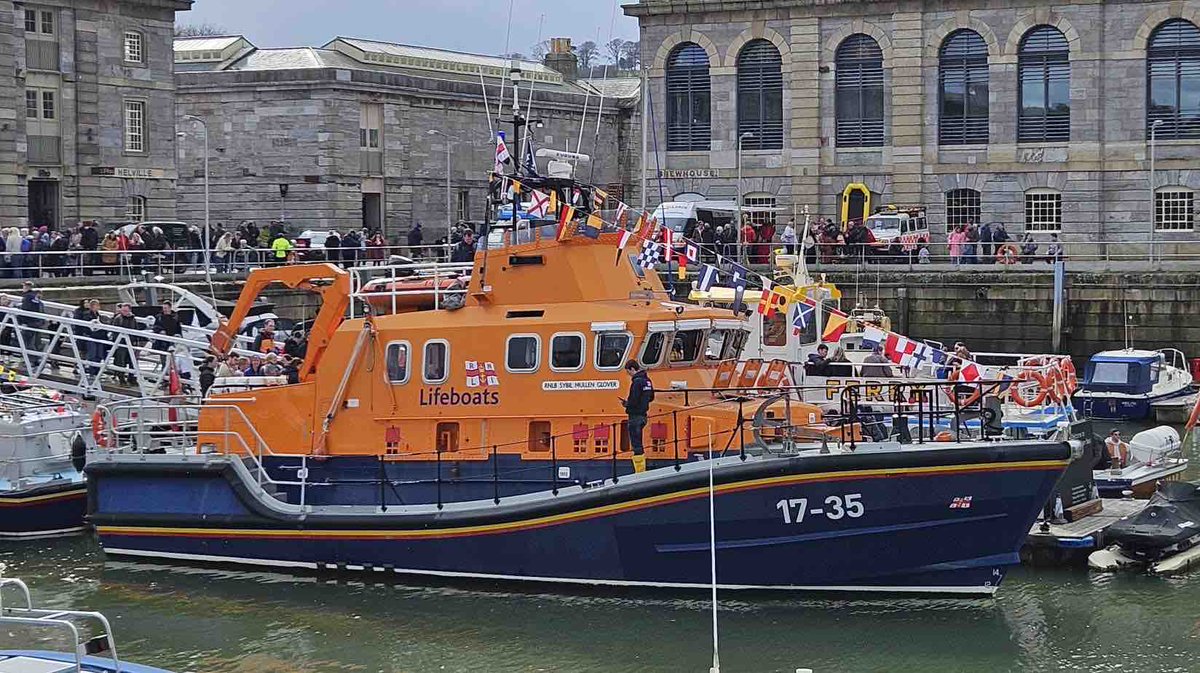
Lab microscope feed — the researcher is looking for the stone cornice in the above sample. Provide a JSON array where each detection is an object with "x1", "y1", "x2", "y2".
[{"x1": 623, "y1": 0, "x2": 883, "y2": 17}]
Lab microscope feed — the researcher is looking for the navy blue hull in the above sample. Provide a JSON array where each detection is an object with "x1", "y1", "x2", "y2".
[
  {"x1": 1076, "y1": 389, "x2": 1190, "y2": 421},
  {"x1": 88, "y1": 444, "x2": 1069, "y2": 594},
  {"x1": 0, "y1": 482, "x2": 87, "y2": 538}
]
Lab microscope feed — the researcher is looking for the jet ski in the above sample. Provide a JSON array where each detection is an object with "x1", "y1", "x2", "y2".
[{"x1": 1089, "y1": 481, "x2": 1200, "y2": 573}]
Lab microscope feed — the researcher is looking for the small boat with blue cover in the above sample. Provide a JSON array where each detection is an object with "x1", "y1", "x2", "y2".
[{"x1": 1074, "y1": 349, "x2": 1194, "y2": 421}]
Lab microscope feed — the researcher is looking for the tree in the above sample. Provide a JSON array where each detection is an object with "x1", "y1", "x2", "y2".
[
  {"x1": 621, "y1": 40, "x2": 641, "y2": 70},
  {"x1": 605, "y1": 38, "x2": 627, "y2": 66},
  {"x1": 574, "y1": 40, "x2": 598, "y2": 71},
  {"x1": 530, "y1": 40, "x2": 552, "y2": 62},
  {"x1": 174, "y1": 23, "x2": 226, "y2": 37}
]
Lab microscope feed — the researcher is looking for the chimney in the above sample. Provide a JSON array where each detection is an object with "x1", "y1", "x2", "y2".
[{"x1": 544, "y1": 37, "x2": 577, "y2": 81}]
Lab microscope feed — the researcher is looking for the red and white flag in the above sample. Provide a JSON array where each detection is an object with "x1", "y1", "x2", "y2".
[
  {"x1": 494, "y1": 134, "x2": 512, "y2": 173},
  {"x1": 465, "y1": 360, "x2": 481, "y2": 388},
  {"x1": 528, "y1": 190, "x2": 550, "y2": 218},
  {"x1": 959, "y1": 362, "x2": 982, "y2": 382},
  {"x1": 484, "y1": 362, "x2": 500, "y2": 387}
]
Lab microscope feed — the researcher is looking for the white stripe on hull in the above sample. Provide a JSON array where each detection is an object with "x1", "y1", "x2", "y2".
[
  {"x1": 0, "y1": 526, "x2": 86, "y2": 539},
  {"x1": 102, "y1": 547, "x2": 1001, "y2": 596}
]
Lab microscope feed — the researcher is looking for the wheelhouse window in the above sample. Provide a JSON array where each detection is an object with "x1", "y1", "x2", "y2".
[
  {"x1": 736, "y1": 39, "x2": 783, "y2": 150},
  {"x1": 946, "y1": 189, "x2": 981, "y2": 228},
  {"x1": 1024, "y1": 189, "x2": 1062, "y2": 231},
  {"x1": 386, "y1": 342, "x2": 410, "y2": 384},
  {"x1": 835, "y1": 34, "x2": 884, "y2": 147},
  {"x1": 669, "y1": 329, "x2": 706, "y2": 364},
  {"x1": 640, "y1": 332, "x2": 667, "y2": 368},
  {"x1": 1090, "y1": 362, "x2": 1130, "y2": 385},
  {"x1": 550, "y1": 333, "x2": 584, "y2": 371},
  {"x1": 1155, "y1": 188, "x2": 1195, "y2": 231},
  {"x1": 763, "y1": 312, "x2": 788, "y2": 347},
  {"x1": 706, "y1": 328, "x2": 749, "y2": 361},
  {"x1": 596, "y1": 332, "x2": 632, "y2": 370},
  {"x1": 506, "y1": 335, "x2": 540, "y2": 372},
  {"x1": 938, "y1": 30, "x2": 989, "y2": 145},
  {"x1": 423, "y1": 340, "x2": 448, "y2": 383},
  {"x1": 1018, "y1": 26, "x2": 1070, "y2": 143},
  {"x1": 666, "y1": 43, "x2": 711, "y2": 151},
  {"x1": 1147, "y1": 19, "x2": 1200, "y2": 140}
]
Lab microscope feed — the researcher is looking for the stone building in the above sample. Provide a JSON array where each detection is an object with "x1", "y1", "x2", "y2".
[
  {"x1": 173, "y1": 36, "x2": 640, "y2": 238},
  {"x1": 0, "y1": 0, "x2": 190, "y2": 230},
  {"x1": 626, "y1": 0, "x2": 1200, "y2": 252}
]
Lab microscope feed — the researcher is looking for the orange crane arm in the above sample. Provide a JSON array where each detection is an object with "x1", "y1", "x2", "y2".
[{"x1": 210, "y1": 263, "x2": 351, "y2": 382}]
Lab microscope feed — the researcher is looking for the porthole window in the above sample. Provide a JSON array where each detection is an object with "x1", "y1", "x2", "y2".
[
  {"x1": 506, "y1": 334, "x2": 540, "y2": 372},
  {"x1": 386, "y1": 342, "x2": 410, "y2": 384},
  {"x1": 550, "y1": 333, "x2": 584, "y2": 371}
]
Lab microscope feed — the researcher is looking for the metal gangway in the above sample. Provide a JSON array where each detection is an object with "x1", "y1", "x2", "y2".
[{"x1": 0, "y1": 297, "x2": 257, "y2": 401}]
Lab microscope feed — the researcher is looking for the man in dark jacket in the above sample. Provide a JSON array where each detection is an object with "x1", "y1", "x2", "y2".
[
  {"x1": 620, "y1": 361, "x2": 654, "y2": 473},
  {"x1": 18, "y1": 282, "x2": 44, "y2": 356},
  {"x1": 110, "y1": 302, "x2": 141, "y2": 385},
  {"x1": 450, "y1": 230, "x2": 476, "y2": 263},
  {"x1": 152, "y1": 300, "x2": 182, "y2": 362},
  {"x1": 407, "y1": 222, "x2": 424, "y2": 259},
  {"x1": 324, "y1": 230, "x2": 341, "y2": 264}
]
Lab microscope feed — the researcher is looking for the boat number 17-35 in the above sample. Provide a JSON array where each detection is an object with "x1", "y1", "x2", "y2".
[{"x1": 774, "y1": 494, "x2": 864, "y2": 524}]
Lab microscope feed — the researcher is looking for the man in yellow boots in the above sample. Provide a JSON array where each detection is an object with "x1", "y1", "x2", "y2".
[{"x1": 620, "y1": 361, "x2": 654, "y2": 473}]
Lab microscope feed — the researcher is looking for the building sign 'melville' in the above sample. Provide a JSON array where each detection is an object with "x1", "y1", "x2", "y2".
[
  {"x1": 89, "y1": 167, "x2": 166, "y2": 179},
  {"x1": 658, "y1": 169, "x2": 722, "y2": 179}
]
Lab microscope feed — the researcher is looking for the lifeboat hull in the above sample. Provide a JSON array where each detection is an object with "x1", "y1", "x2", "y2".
[
  {"x1": 0, "y1": 481, "x2": 87, "y2": 538},
  {"x1": 86, "y1": 441, "x2": 1068, "y2": 594}
]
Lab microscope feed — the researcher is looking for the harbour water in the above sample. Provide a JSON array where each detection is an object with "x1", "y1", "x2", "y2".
[{"x1": 0, "y1": 533, "x2": 1196, "y2": 672}]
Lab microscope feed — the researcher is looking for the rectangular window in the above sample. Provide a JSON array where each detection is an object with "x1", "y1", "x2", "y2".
[
  {"x1": 359, "y1": 103, "x2": 382, "y2": 149},
  {"x1": 25, "y1": 90, "x2": 38, "y2": 119},
  {"x1": 596, "y1": 332, "x2": 632, "y2": 370},
  {"x1": 40, "y1": 10, "x2": 54, "y2": 35},
  {"x1": 24, "y1": 9, "x2": 36, "y2": 33},
  {"x1": 124, "y1": 31, "x2": 144, "y2": 63},
  {"x1": 763, "y1": 313, "x2": 788, "y2": 347},
  {"x1": 550, "y1": 333, "x2": 584, "y2": 371},
  {"x1": 945, "y1": 189, "x2": 981, "y2": 228},
  {"x1": 126, "y1": 196, "x2": 146, "y2": 221},
  {"x1": 40, "y1": 90, "x2": 54, "y2": 120},
  {"x1": 506, "y1": 335, "x2": 540, "y2": 372},
  {"x1": 743, "y1": 195, "x2": 777, "y2": 227},
  {"x1": 386, "y1": 342, "x2": 410, "y2": 383},
  {"x1": 124, "y1": 100, "x2": 145, "y2": 152},
  {"x1": 1155, "y1": 189, "x2": 1195, "y2": 231},
  {"x1": 423, "y1": 340, "x2": 448, "y2": 383},
  {"x1": 1024, "y1": 191, "x2": 1062, "y2": 232},
  {"x1": 456, "y1": 190, "x2": 470, "y2": 222}
]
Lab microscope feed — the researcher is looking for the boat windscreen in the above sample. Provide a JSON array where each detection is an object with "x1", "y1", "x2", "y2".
[
  {"x1": 669, "y1": 330, "x2": 705, "y2": 364},
  {"x1": 1091, "y1": 362, "x2": 1130, "y2": 385},
  {"x1": 1085, "y1": 360, "x2": 1153, "y2": 394}
]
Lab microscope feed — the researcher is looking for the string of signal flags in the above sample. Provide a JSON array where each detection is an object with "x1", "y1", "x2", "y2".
[{"x1": 493, "y1": 173, "x2": 851, "y2": 344}]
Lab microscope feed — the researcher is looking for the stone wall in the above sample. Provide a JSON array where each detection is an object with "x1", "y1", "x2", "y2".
[
  {"x1": 822, "y1": 268, "x2": 1200, "y2": 363},
  {"x1": 628, "y1": 0, "x2": 1200, "y2": 253},
  {"x1": 176, "y1": 66, "x2": 635, "y2": 240},
  {"x1": 0, "y1": 0, "x2": 186, "y2": 229}
]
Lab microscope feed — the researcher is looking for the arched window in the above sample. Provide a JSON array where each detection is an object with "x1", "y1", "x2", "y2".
[
  {"x1": 945, "y1": 188, "x2": 981, "y2": 228},
  {"x1": 1018, "y1": 26, "x2": 1070, "y2": 142},
  {"x1": 1147, "y1": 19, "x2": 1200, "y2": 140},
  {"x1": 938, "y1": 30, "x2": 989, "y2": 145},
  {"x1": 666, "y1": 43, "x2": 711, "y2": 151},
  {"x1": 737, "y1": 39, "x2": 783, "y2": 150},
  {"x1": 1155, "y1": 187, "x2": 1195, "y2": 231},
  {"x1": 835, "y1": 34, "x2": 884, "y2": 147},
  {"x1": 1024, "y1": 188, "x2": 1062, "y2": 231}
]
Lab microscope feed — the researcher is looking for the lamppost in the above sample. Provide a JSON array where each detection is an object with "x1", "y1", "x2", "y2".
[
  {"x1": 427, "y1": 129, "x2": 454, "y2": 261},
  {"x1": 179, "y1": 115, "x2": 209, "y2": 273},
  {"x1": 1149, "y1": 119, "x2": 1164, "y2": 262},
  {"x1": 736, "y1": 132, "x2": 754, "y2": 264}
]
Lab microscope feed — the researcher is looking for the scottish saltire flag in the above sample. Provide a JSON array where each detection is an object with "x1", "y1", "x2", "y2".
[
  {"x1": 792, "y1": 302, "x2": 815, "y2": 335},
  {"x1": 697, "y1": 264, "x2": 719, "y2": 292}
]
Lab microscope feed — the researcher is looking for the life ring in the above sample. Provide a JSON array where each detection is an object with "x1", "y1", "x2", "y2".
[
  {"x1": 1040, "y1": 367, "x2": 1065, "y2": 403},
  {"x1": 1059, "y1": 358, "x2": 1078, "y2": 395},
  {"x1": 946, "y1": 367, "x2": 983, "y2": 407},
  {"x1": 996, "y1": 243, "x2": 1020, "y2": 265},
  {"x1": 91, "y1": 409, "x2": 110, "y2": 449},
  {"x1": 1010, "y1": 370, "x2": 1049, "y2": 407}
]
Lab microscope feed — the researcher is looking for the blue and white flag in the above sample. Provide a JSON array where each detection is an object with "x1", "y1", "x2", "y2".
[
  {"x1": 791, "y1": 302, "x2": 815, "y2": 335},
  {"x1": 698, "y1": 264, "x2": 720, "y2": 292},
  {"x1": 861, "y1": 326, "x2": 886, "y2": 350},
  {"x1": 728, "y1": 262, "x2": 750, "y2": 315}
]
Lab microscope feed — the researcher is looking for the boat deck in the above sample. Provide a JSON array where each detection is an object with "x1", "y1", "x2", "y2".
[{"x1": 1023, "y1": 498, "x2": 1146, "y2": 565}]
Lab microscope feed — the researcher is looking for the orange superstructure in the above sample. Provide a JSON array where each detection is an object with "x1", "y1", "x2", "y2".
[{"x1": 198, "y1": 228, "x2": 832, "y2": 465}]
